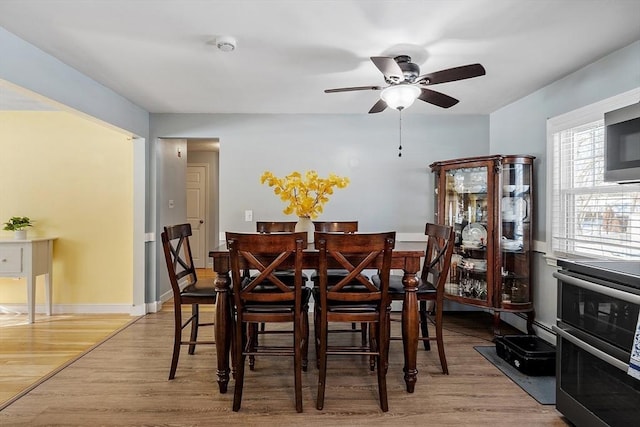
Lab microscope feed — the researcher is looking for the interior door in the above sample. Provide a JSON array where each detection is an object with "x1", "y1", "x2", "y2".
[{"x1": 186, "y1": 164, "x2": 207, "y2": 268}]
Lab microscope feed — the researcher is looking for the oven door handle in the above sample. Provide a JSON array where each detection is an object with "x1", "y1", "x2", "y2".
[
  {"x1": 553, "y1": 271, "x2": 640, "y2": 305},
  {"x1": 553, "y1": 325, "x2": 629, "y2": 372}
]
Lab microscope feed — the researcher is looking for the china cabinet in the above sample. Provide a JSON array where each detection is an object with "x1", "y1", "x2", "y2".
[{"x1": 429, "y1": 155, "x2": 535, "y2": 335}]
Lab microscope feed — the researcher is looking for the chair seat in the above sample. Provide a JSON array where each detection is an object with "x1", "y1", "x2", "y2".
[
  {"x1": 372, "y1": 274, "x2": 436, "y2": 295},
  {"x1": 325, "y1": 304, "x2": 378, "y2": 313},
  {"x1": 310, "y1": 269, "x2": 354, "y2": 279},
  {"x1": 311, "y1": 282, "x2": 378, "y2": 306},
  {"x1": 313, "y1": 290, "x2": 379, "y2": 312},
  {"x1": 181, "y1": 278, "x2": 218, "y2": 298},
  {"x1": 243, "y1": 287, "x2": 312, "y2": 312}
]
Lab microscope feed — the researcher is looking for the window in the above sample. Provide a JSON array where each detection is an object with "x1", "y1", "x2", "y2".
[{"x1": 547, "y1": 89, "x2": 640, "y2": 260}]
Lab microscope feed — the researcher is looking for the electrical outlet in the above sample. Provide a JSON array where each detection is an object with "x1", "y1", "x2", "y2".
[{"x1": 244, "y1": 210, "x2": 253, "y2": 222}]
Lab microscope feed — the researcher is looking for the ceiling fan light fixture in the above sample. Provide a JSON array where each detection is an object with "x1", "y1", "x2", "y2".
[{"x1": 380, "y1": 85, "x2": 421, "y2": 110}]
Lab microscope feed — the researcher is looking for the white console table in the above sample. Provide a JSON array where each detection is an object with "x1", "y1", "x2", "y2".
[{"x1": 0, "y1": 237, "x2": 56, "y2": 323}]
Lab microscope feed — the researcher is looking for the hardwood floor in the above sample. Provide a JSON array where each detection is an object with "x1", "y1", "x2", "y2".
[
  {"x1": 0, "y1": 299, "x2": 569, "y2": 425},
  {"x1": 0, "y1": 312, "x2": 136, "y2": 409},
  {"x1": 0, "y1": 269, "x2": 214, "y2": 409}
]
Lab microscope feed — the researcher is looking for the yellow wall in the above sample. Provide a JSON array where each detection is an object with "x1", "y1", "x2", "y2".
[{"x1": 0, "y1": 111, "x2": 133, "y2": 307}]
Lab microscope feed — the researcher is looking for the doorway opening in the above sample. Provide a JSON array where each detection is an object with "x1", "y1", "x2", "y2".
[{"x1": 187, "y1": 138, "x2": 219, "y2": 269}]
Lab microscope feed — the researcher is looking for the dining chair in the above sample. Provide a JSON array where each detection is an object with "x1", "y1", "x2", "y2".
[
  {"x1": 255, "y1": 221, "x2": 298, "y2": 233},
  {"x1": 310, "y1": 221, "x2": 367, "y2": 347},
  {"x1": 253, "y1": 221, "x2": 310, "y2": 366},
  {"x1": 226, "y1": 231, "x2": 310, "y2": 413},
  {"x1": 313, "y1": 221, "x2": 358, "y2": 233},
  {"x1": 374, "y1": 223, "x2": 454, "y2": 374},
  {"x1": 161, "y1": 224, "x2": 217, "y2": 380},
  {"x1": 255, "y1": 221, "x2": 308, "y2": 283},
  {"x1": 311, "y1": 221, "x2": 359, "y2": 286},
  {"x1": 314, "y1": 231, "x2": 395, "y2": 412}
]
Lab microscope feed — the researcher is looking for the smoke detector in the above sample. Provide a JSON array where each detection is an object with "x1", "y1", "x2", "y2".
[{"x1": 215, "y1": 36, "x2": 236, "y2": 52}]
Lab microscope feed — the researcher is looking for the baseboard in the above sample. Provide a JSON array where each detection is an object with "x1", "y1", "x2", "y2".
[
  {"x1": 0, "y1": 303, "x2": 138, "y2": 316},
  {"x1": 502, "y1": 311, "x2": 556, "y2": 344},
  {"x1": 144, "y1": 288, "x2": 175, "y2": 314}
]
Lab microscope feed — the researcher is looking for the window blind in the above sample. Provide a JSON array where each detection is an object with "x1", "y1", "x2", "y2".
[{"x1": 550, "y1": 119, "x2": 640, "y2": 259}]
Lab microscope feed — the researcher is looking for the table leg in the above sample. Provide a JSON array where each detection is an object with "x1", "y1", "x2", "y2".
[
  {"x1": 214, "y1": 272, "x2": 233, "y2": 393},
  {"x1": 401, "y1": 272, "x2": 420, "y2": 393},
  {"x1": 27, "y1": 274, "x2": 36, "y2": 324},
  {"x1": 44, "y1": 273, "x2": 52, "y2": 316}
]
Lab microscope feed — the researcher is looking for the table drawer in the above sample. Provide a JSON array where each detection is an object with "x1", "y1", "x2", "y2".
[{"x1": 0, "y1": 247, "x2": 23, "y2": 274}]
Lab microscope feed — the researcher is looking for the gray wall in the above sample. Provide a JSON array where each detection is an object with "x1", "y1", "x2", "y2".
[
  {"x1": 151, "y1": 113, "x2": 489, "y2": 299},
  {"x1": 489, "y1": 40, "x2": 640, "y2": 339}
]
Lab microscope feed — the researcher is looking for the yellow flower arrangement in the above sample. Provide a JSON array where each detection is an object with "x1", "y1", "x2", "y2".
[{"x1": 260, "y1": 170, "x2": 350, "y2": 219}]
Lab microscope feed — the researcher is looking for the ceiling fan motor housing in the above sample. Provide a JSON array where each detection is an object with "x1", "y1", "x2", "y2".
[{"x1": 391, "y1": 55, "x2": 419, "y2": 83}]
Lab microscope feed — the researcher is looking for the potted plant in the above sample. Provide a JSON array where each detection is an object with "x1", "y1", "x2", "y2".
[{"x1": 3, "y1": 216, "x2": 33, "y2": 240}]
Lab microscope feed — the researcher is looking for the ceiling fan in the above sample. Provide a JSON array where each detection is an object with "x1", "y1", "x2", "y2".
[{"x1": 324, "y1": 55, "x2": 486, "y2": 113}]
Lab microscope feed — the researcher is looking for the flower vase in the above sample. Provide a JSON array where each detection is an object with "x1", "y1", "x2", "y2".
[
  {"x1": 295, "y1": 216, "x2": 315, "y2": 243},
  {"x1": 14, "y1": 230, "x2": 27, "y2": 240}
]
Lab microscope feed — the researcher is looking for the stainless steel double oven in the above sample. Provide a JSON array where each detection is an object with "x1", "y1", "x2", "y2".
[{"x1": 553, "y1": 260, "x2": 640, "y2": 427}]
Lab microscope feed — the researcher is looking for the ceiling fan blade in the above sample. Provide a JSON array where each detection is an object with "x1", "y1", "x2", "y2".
[
  {"x1": 370, "y1": 57, "x2": 405, "y2": 83},
  {"x1": 415, "y1": 63, "x2": 486, "y2": 85},
  {"x1": 368, "y1": 99, "x2": 388, "y2": 114},
  {"x1": 324, "y1": 85, "x2": 381, "y2": 93},
  {"x1": 418, "y1": 88, "x2": 459, "y2": 109}
]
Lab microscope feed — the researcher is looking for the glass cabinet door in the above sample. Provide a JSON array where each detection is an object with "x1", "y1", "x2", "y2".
[
  {"x1": 442, "y1": 166, "x2": 489, "y2": 304},
  {"x1": 500, "y1": 161, "x2": 532, "y2": 308}
]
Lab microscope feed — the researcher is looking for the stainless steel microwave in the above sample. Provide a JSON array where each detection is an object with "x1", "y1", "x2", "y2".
[{"x1": 604, "y1": 102, "x2": 640, "y2": 184}]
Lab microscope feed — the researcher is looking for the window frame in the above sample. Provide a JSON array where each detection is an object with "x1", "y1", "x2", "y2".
[{"x1": 546, "y1": 88, "x2": 640, "y2": 261}]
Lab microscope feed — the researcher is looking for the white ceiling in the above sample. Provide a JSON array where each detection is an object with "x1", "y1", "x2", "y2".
[{"x1": 0, "y1": 0, "x2": 639, "y2": 115}]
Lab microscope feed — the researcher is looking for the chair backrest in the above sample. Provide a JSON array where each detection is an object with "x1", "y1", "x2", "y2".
[
  {"x1": 315, "y1": 232, "x2": 395, "y2": 305},
  {"x1": 226, "y1": 232, "x2": 307, "y2": 307},
  {"x1": 313, "y1": 221, "x2": 358, "y2": 233},
  {"x1": 161, "y1": 223, "x2": 198, "y2": 297},
  {"x1": 256, "y1": 221, "x2": 297, "y2": 233},
  {"x1": 421, "y1": 223, "x2": 455, "y2": 295}
]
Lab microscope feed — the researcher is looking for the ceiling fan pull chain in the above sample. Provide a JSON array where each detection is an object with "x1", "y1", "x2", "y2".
[{"x1": 398, "y1": 109, "x2": 403, "y2": 157}]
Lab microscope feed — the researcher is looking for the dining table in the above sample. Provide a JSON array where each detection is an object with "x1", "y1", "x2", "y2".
[{"x1": 208, "y1": 240, "x2": 426, "y2": 394}]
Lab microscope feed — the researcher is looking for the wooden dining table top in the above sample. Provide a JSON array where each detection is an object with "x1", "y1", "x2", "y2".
[{"x1": 209, "y1": 239, "x2": 427, "y2": 257}]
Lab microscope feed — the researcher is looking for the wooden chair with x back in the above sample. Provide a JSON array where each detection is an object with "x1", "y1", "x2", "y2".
[
  {"x1": 313, "y1": 221, "x2": 358, "y2": 234},
  {"x1": 311, "y1": 221, "x2": 367, "y2": 349},
  {"x1": 255, "y1": 221, "x2": 298, "y2": 233},
  {"x1": 255, "y1": 221, "x2": 304, "y2": 283},
  {"x1": 314, "y1": 231, "x2": 395, "y2": 412},
  {"x1": 161, "y1": 223, "x2": 217, "y2": 380},
  {"x1": 253, "y1": 221, "x2": 310, "y2": 369},
  {"x1": 374, "y1": 222, "x2": 454, "y2": 375},
  {"x1": 226, "y1": 231, "x2": 310, "y2": 413}
]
